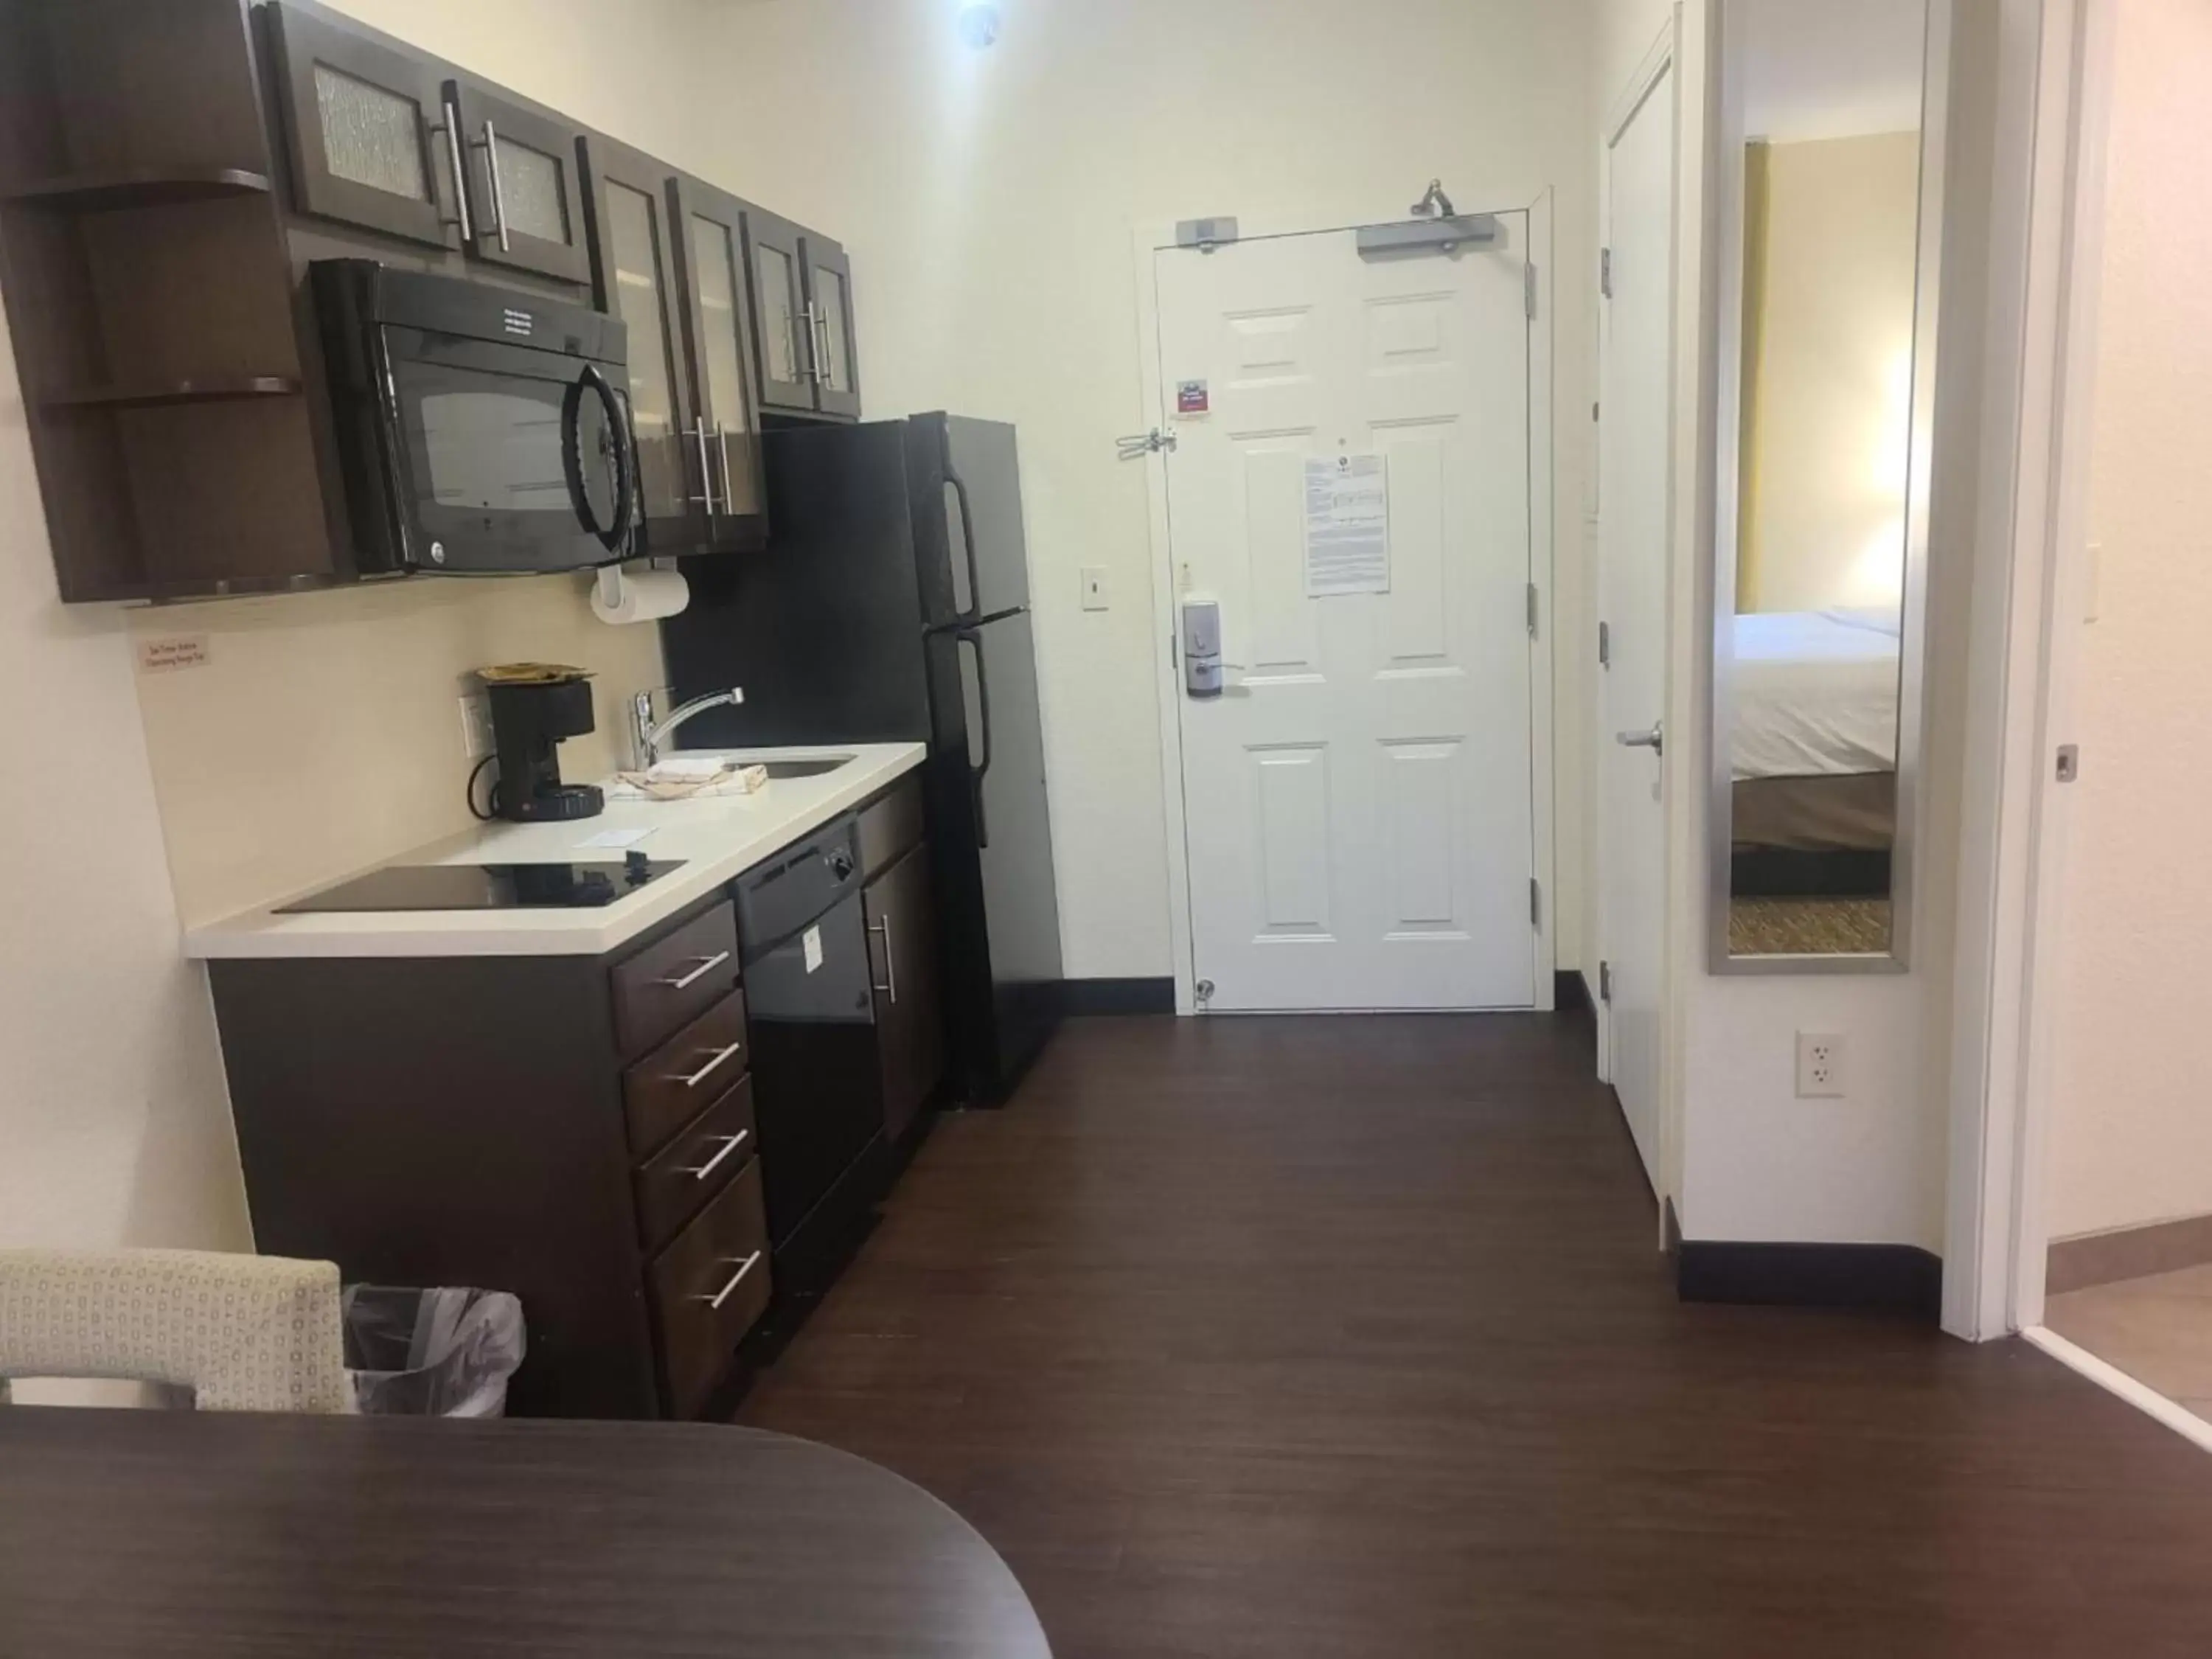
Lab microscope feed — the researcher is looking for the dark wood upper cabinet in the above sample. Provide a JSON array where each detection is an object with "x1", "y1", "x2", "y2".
[
  {"x1": 667, "y1": 174, "x2": 767, "y2": 546},
  {"x1": 580, "y1": 139, "x2": 768, "y2": 556},
  {"x1": 804, "y1": 234, "x2": 861, "y2": 420},
  {"x1": 0, "y1": 0, "x2": 338, "y2": 601},
  {"x1": 742, "y1": 205, "x2": 814, "y2": 417},
  {"x1": 445, "y1": 79, "x2": 591, "y2": 285},
  {"x1": 740, "y1": 205, "x2": 860, "y2": 422},
  {"x1": 579, "y1": 133, "x2": 703, "y2": 558},
  {"x1": 263, "y1": 1, "x2": 459, "y2": 251}
]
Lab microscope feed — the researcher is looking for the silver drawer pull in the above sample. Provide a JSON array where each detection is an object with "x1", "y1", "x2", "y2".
[
  {"x1": 680, "y1": 1130, "x2": 749, "y2": 1181},
  {"x1": 866, "y1": 914, "x2": 898, "y2": 1005},
  {"x1": 695, "y1": 1251, "x2": 762, "y2": 1310},
  {"x1": 657, "y1": 950, "x2": 731, "y2": 991},
  {"x1": 671, "y1": 1039, "x2": 743, "y2": 1091}
]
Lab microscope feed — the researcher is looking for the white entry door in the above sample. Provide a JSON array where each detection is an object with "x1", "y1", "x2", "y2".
[
  {"x1": 1156, "y1": 220, "x2": 1537, "y2": 1012},
  {"x1": 1598, "y1": 62, "x2": 1676, "y2": 1181}
]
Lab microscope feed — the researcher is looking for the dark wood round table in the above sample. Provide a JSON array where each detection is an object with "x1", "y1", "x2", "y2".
[{"x1": 0, "y1": 1407, "x2": 1051, "y2": 1658}]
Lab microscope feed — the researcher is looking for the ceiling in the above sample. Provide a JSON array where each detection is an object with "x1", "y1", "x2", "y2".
[{"x1": 1736, "y1": 0, "x2": 1929, "y2": 143}]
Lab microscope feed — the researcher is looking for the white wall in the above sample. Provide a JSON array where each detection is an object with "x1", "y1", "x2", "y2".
[
  {"x1": 696, "y1": 0, "x2": 1601, "y2": 980},
  {"x1": 2045, "y1": 0, "x2": 2212, "y2": 1242},
  {"x1": 1665, "y1": 0, "x2": 1997, "y2": 1252}
]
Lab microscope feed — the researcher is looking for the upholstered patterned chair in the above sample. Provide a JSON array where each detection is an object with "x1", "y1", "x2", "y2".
[{"x1": 0, "y1": 1248, "x2": 352, "y2": 1413}]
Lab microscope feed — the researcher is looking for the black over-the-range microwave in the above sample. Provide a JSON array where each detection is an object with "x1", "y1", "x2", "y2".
[{"x1": 312, "y1": 260, "x2": 636, "y2": 576}]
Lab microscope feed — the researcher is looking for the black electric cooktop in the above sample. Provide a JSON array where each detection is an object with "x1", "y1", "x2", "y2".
[{"x1": 276, "y1": 859, "x2": 686, "y2": 914}]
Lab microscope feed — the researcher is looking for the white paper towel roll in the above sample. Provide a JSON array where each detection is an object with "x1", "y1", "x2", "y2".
[{"x1": 591, "y1": 568, "x2": 689, "y2": 625}]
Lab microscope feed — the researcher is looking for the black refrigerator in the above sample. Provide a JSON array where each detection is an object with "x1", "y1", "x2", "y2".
[{"x1": 663, "y1": 413, "x2": 1063, "y2": 1105}]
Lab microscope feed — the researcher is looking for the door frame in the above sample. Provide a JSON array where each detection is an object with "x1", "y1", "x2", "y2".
[
  {"x1": 1593, "y1": 18, "x2": 1680, "y2": 1091},
  {"x1": 1941, "y1": 0, "x2": 2114, "y2": 1343},
  {"x1": 1130, "y1": 192, "x2": 1559, "y2": 1017}
]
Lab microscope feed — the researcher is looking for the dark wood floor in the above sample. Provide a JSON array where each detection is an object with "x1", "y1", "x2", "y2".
[{"x1": 738, "y1": 1013, "x2": 2212, "y2": 1656}]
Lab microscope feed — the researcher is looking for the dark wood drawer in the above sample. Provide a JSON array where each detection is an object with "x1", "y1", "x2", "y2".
[
  {"x1": 649, "y1": 1158, "x2": 771, "y2": 1417},
  {"x1": 611, "y1": 902, "x2": 739, "y2": 1059},
  {"x1": 622, "y1": 987, "x2": 748, "y2": 1159},
  {"x1": 856, "y1": 775, "x2": 926, "y2": 880},
  {"x1": 633, "y1": 1076, "x2": 758, "y2": 1254}
]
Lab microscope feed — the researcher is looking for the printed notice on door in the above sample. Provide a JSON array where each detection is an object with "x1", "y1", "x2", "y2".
[{"x1": 1304, "y1": 454, "x2": 1390, "y2": 596}]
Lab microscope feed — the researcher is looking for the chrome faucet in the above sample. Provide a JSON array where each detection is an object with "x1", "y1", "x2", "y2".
[{"x1": 630, "y1": 686, "x2": 744, "y2": 770}]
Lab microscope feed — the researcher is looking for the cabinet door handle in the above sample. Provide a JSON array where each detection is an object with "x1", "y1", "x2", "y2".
[
  {"x1": 694, "y1": 1251, "x2": 762, "y2": 1310},
  {"x1": 657, "y1": 950, "x2": 731, "y2": 991},
  {"x1": 813, "y1": 305, "x2": 835, "y2": 390},
  {"x1": 680, "y1": 1130, "x2": 749, "y2": 1181},
  {"x1": 714, "y1": 422, "x2": 735, "y2": 515},
  {"x1": 670, "y1": 1039, "x2": 742, "y2": 1091},
  {"x1": 685, "y1": 423, "x2": 720, "y2": 511},
  {"x1": 801, "y1": 301, "x2": 824, "y2": 383},
  {"x1": 479, "y1": 118, "x2": 511, "y2": 251},
  {"x1": 439, "y1": 101, "x2": 473, "y2": 243},
  {"x1": 867, "y1": 913, "x2": 898, "y2": 1005}
]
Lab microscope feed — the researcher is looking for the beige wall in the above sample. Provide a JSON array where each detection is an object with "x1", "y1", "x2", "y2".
[
  {"x1": 1739, "y1": 131, "x2": 1921, "y2": 614},
  {"x1": 2046, "y1": 0, "x2": 2212, "y2": 1241},
  {"x1": 695, "y1": 0, "x2": 1601, "y2": 978},
  {"x1": 0, "y1": 316, "x2": 250, "y2": 1262}
]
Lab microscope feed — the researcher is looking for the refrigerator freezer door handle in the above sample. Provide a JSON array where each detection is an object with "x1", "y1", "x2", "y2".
[{"x1": 943, "y1": 431, "x2": 984, "y2": 625}]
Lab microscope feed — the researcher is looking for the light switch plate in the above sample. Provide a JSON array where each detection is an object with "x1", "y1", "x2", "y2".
[
  {"x1": 459, "y1": 695, "x2": 494, "y2": 760},
  {"x1": 1080, "y1": 566, "x2": 1109, "y2": 611},
  {"x1": 1795, "y1": 1032, "x2": 1846, "y2": 1099}
]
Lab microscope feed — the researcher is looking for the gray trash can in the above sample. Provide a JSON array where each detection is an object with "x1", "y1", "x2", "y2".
[{"x1": 341, "y1": 1285, "x2": 526, "y2": 1417}]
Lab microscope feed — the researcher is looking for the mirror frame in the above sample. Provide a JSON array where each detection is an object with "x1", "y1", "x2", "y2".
[{"x1": 1706, "y1": 0, "x2": 1950, "y2": 974}]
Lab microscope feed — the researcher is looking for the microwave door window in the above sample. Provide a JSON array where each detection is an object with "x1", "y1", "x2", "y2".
[
  {"x1": 420, "y1": 390, "x2": 568, "y2": 512},
  {"x1": 389, "y1": 358, "x2": 609, "y2": 572}
]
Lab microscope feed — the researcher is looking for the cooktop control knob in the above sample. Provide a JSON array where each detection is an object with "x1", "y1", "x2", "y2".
[{"x1": 828, "y1": 848, "x2": 855, "y2": 881}]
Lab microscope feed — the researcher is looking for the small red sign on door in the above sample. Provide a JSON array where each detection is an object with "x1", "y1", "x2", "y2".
[{"x1": 1176, "y1": 379, "x2": 1209, "y2": 416}]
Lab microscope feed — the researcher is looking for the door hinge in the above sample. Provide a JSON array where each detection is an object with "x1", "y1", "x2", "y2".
[
  {"x1": 1601, "y1": 247, "x2": 1614, "y2": 298},
  {"x1": 1530, "y1": 878, "x2": 1542, "y2": 929},
  {"x1": 1599, "y1": 960, "x2": 1613, "y2": 1004},
  {"x1": 1176, "y1": 217, "x2": 1239, "y2": 253},
  {"x1": 1524, "y1": 261, "x2": 1538, "y2": 320},
  {"x1": 1598, "y1": 619, "x2": 1612, "y2": 668},
  {"x1": 1526, "y1": 582, "x2": 1540, "y2": 640},
  {"x1": 2056, "y1": 743, "x2": 2080, "y2": 783},
  {"x1": 1116, "y1": 428, "x2": 1178, "y2": 459}
]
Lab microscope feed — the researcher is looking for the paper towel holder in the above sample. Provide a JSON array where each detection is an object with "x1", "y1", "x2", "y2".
[{"x1": 592, "y1": 560, "x2": 690, "y2": 625}]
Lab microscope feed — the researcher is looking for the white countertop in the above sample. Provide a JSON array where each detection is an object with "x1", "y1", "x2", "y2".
[{"x1": 183, "y1": 743, "x2": 928, "y2": 961}]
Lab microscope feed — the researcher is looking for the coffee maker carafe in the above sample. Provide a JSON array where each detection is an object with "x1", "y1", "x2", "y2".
[{"x1": 479, "y1": 665, "x2": 605, "y2": 822}]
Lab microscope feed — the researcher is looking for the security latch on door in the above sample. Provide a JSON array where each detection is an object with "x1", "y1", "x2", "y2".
[{"x1": 1181, "y1": 597, "x2": 1223, "y2": 698}]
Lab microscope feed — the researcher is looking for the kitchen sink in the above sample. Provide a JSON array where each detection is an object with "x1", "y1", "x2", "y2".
[{"x1": 757, "y1": 756, "x2": 855, "y2": 779}]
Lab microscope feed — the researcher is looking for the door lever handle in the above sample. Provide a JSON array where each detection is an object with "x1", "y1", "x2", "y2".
[{"x1": 1615, "y1": 722, "x2": 1664, "y2": 755}]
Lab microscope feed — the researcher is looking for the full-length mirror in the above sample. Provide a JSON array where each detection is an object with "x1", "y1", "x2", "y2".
[{"x1": 1712, "y1": 0, "x2": 1942, "y2": 970}]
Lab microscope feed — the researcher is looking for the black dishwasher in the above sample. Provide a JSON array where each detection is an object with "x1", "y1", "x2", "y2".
[{"x1": 735, "y1": 817, "x2": 886, "y2": 1307}]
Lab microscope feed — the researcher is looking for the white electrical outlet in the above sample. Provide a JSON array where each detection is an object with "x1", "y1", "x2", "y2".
[
  {"x1": 1079, "y1": 566, "x2": 1110, "y2": 611},
  {"x1": 459, "y1": 695, "x2": 494, "y2": 760},
  {"x1": 1795, "y1": 1032, "x2": 1847, "y2": 1099}
]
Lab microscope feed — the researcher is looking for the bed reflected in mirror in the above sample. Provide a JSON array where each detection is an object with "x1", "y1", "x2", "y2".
[{"x1": 1713, "y1": 0, "x2": 1941, "y2": 969}]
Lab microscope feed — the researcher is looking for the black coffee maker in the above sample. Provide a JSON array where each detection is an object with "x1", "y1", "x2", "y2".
[{"x1": 480, "y1": 666, "x2": 605, "y2": 822}]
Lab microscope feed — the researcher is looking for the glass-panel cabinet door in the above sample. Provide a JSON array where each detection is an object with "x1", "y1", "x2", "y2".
[
  {"x1": 445, "y1": 80, "x2": 592, "y2": 286},
  {"x1": 803, "y1": 238, "x2": 861, "y2": 420},
  {"x1": 672, "y1": 177, "x2": 766, "y2": 543},
  {"x1": 742, "y1": 208, "x2": 815, "y2": 415},
  {"x1": 267, "y1": 3, "x2": 458, "y2": 249}
]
